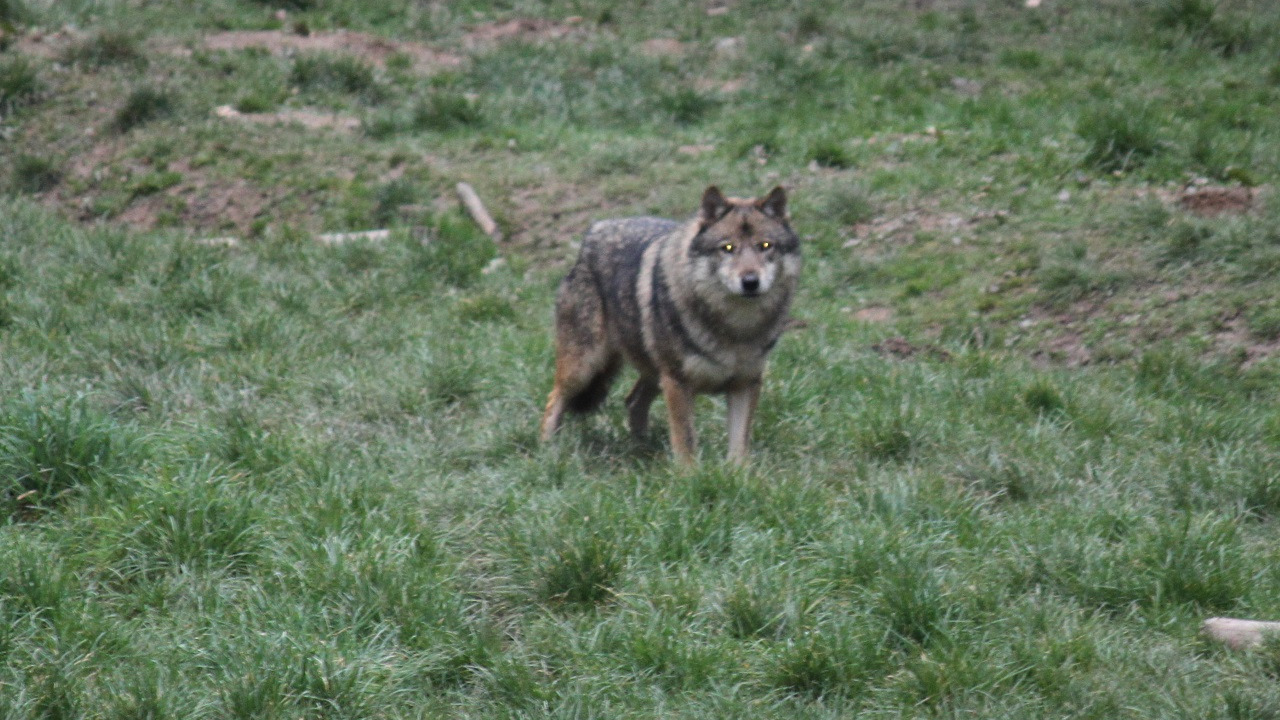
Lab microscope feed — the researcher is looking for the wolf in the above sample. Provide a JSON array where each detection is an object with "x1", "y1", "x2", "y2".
[{"x1": 540, "y1": 185, "x2": 801, "y2": 464}]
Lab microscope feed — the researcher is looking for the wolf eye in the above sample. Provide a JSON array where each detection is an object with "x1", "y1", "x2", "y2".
[
  {"x1": 760, "y1": 241, "x2": 772, "y2": 250},
  {"x1": 720, "y1": 243, "x2": 735, "y2": 253}
]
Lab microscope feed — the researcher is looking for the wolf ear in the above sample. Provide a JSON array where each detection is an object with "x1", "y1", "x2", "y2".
[
  {"x1": 758, "y1": 186, "x2": 787, "y2": 219},
  {"x1": 701, "y1": 185, "x2": 730, "y2": 225}
]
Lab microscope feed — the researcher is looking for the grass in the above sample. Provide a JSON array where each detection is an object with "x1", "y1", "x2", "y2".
[
  {"x1": 60, "y1": 28, "x2": 147, "y2": 68},
  {"x1": 1, "y1": 0, "x2": 1280, "y2": 717},
  {"x1": 112, "y1": 86, "x2": 176, "y2": 132},
  {"x1": 7, "y1": 153, "x2": 60, "y2": 193},
  {"x1": 0, "y1": 55, "x2": 38, "y2": 112}
]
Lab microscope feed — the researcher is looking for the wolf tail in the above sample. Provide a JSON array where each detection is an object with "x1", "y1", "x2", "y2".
[{"x1": 564, "y1": 360, "x2": 620, "y2": 413}]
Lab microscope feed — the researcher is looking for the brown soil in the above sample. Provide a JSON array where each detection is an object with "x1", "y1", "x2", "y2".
[
  {"x1": 121, "y1": 175, "x2": 277, "y2": 233},
  {"x1": 1211, "y1": 313, "x2": 1280, "y2": 370},
  {"x1": 853, "y1": 306, "x2": 894, "y2": 323},
  {"x1": 851, "y1": 207, "x2": 1001, "y2": 244},
  {"x1": 638, "y1": 38, "x2": 687, "y2": 58},
  {"x1": 9, "y1": 28, "x2": 82, "y2": 58},
  {"x1": 504, "y1": 181, "x2": 618, "y2": 261},
  {"x1": 872, "y1": 336, "x2": 952, "y2": 361},
  {"x1": 460, "y1": 18, "x2": 582, "y2": 48},
  {"x1": 1030, "y1": 330, "x2": 1093, "y2": 367},
  {"x1": 1177, "y1": 185, "x2": 1255, "y2": 217}
]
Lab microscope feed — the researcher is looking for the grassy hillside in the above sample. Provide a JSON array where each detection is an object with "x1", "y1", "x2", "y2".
[{"x1": 3, "y1": 0, "x2": 1280, "y2": 717}]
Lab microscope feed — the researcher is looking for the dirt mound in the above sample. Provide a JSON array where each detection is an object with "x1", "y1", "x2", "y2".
[{"x1": 1177, "y1": 185, "x2": 1254, "y2": 217}]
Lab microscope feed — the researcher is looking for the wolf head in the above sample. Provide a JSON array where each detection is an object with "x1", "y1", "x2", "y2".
[{"x1": 690, "y1": 186, "x2": 800, "y2": 299}]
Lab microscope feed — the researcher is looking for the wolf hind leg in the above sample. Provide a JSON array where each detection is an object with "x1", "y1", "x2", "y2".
[{"x1": 625, "y1": 376, "x2": 660, "y2": 439}]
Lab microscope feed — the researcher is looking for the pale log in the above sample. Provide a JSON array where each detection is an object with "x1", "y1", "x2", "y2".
[
  {"x1": 316, "y1": 229, "x2": 392, "y2": 246},
  {"x1": 455, "y1": 182, "x2": 502, "y2": 240},
  {"x1": 1201, "y1": 617, "x2": 1280, "y2": 650}
]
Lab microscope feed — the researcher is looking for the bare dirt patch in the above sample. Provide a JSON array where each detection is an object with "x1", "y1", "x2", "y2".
[
  {"x1": 693, "y1": 77, "x2": 747, "y2": 94},
  {"x1": 49, "y1": 142, "x2": 280, "y2": 233},
  {"x1": 9, "y1": 28, "x2": 82, "y2": 58},
  {"x1": 502, "y1": 180, "x2": 639, "y2": 267},
  {"x1": 853, "y1": 306, "x2": 894, "y2": 323},
  {"x1": 1030, "y1": 330, "x2": 1093, "y2": 367},
  {"x1": 1211, "y1": 313, "x2": 1280, "y2": 369},
  {"x1": 639, "y1": 38, "x2": 687, "y2": 58},
  {"x1": 116, "y1": 178, "x2": 272, "y2": 232},
  {"x1": 199, "y1": 30, "x2": 463, "y2": 72},
  {"x1": 1177, "y1": 185, "x2": 1255, "y2": 217},
  {"x1": 506, "y1": 183, "x2": 606, "y2": 246},
  {"x1": 849, "y1": 206, "x2": 1005, "y2": 245},
  {"x1": 460, "y1": 18, "x2": 582, "y2": 48},
  {"x1": 872, "y1": 336, "x2": 952, "y2": 361}
]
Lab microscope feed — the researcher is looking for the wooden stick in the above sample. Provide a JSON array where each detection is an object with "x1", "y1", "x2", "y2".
[
  {"x1": 315, "y1": 229, "x2": 392, "y2": 246},
  {"x1": 194, "y1": 236, "x2": 241, "y2": 248},
  {"x1": 456, "y1": 182, "x2": 502, "y2": 241},
  {"x1": 1202, "y1": 617, "x2": 1280, "y2": 650},
  {"x1": 196, "y1": 228, "x2": 410, "y2": 247}
]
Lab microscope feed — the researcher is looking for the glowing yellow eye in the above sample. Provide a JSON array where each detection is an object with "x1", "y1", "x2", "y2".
[
  {"x1": 721, "y1": 243, "x2": 734, "y2": 253},
  {"x1": 760, "y1": 241, "x2": 772, "y2": 250}
]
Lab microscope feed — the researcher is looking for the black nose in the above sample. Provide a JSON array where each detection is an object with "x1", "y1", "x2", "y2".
[{"x1": 741, "y1": 273, "x2": 760, "y2": 294}]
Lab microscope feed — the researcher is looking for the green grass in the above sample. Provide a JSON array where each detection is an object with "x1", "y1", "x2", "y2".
[
  {"x1": 60, "y1": 28, "x2": 147, "y2": 68},
  {"x1": 0, "y1": 55, "x2": 39, "y2": 111},
  {"x1": 112, "y1": 85, "x2": 176, "y2": 132},
  {"x1": 2, "y1": 0, "x2": 1280, "y2": 717},
  {"x1": 7, "y1": 153, "x2": 60, "y2": 193}
]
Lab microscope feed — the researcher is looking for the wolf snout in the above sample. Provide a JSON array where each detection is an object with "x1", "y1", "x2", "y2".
[{"x1": 740, "y1": 272, "x2": 761, "y2": 295}]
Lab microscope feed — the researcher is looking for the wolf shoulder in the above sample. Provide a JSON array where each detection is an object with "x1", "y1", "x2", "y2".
[
  {"x1": 582, "y1": 217, "x2": 681, "y2": 249},
  {"x1": 574, "y1": 216, "x2": 681, "y2": 277}
]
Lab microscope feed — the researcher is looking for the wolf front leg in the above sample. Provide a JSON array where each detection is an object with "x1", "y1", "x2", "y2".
[
  {"x1": 726, "y1": 382, "x2": 761, "y2": 464},
  {"x1": 660, "y1": 374, "x2": 697, "y2": 464}
]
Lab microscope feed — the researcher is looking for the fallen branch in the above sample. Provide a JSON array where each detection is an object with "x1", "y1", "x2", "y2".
[
  {"x1": 1202, "y1": 617, "x2": 1280, "y2": 650},
  {"x1": 456, "y1": 182, "x2": 502, "y2": 241},
  {"x1": 195, "y1": 236, "x2": 241, "y2": 248},
  {"x1": 195, "y1": 228, "x2": 400, "y2": 248},
  {"x1": 214, "y1": 104, "x2": 360, "y2": 132},
  {"x1": 315, "y1": 229, "x2": 392, "y2": 246}
]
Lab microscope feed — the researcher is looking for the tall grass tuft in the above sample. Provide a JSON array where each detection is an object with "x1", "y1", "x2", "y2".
[
  {"x1": 0, "y1": 0, "x2": 30, "y2": 26},
  {"x1": 291, "y1": 54, "x2": 383, "y2": 102},
  {"x1": 412, "y1": 91, "x2": 485, "y2": 131},
  {"x1": 62, "y1": 29, "x2": 147, "y2": 68},
  {"x1": 411, "y1": 212, "x2": 498, "y2": 289},
  {"x1": 0, "y1": 393, "x2": 139, "y2": 514},
  {"x1": 114, "y1": 465, "x2": 266, "y2": 579},
  {"x1": 1152, "y1": 0, "x2": 1257, "y2": 56},
  {"x1": 112, "y1": 86, "x2": 175, "y2": 133},
  {"x1": 1078, "y1": 103, "x2": 1164, "y2": 173},
  {"x1": 766, "y1": 615, "x2": 890, "y2": 700},
  {"x1": 9, "y1": 154, "x2": 61, "y2": 194},
  {"x1": 0, "y1": 56, "x2": 39, "y2": 112},
  {"x1": 535, "y1": 528, "x2": 623, "y2": 606}
]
